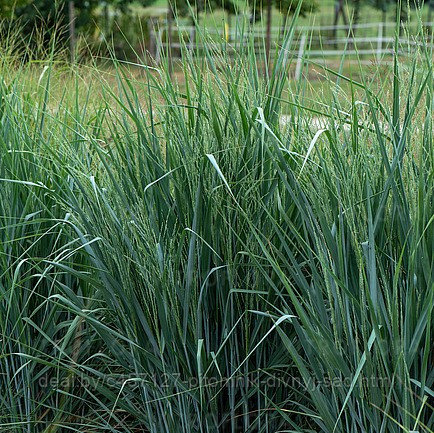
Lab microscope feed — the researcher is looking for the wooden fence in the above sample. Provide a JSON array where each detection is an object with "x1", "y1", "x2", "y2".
[{"x1": 148, "y1": 21, "x2": 433, "y2": 74}]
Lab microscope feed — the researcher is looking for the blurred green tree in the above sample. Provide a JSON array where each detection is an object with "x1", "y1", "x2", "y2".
[
  {"x1": 370, "y1": 0, "x2": 430, "y2": 34},
  {"x1": 248, "y1": 0, "x2": 318, "y2": 63},
  {"x1": 8, "y1": 0, "x2": 156, "y2": 59},
  {"x1": 14, "y1": 0, "x2": 99, "y2": 32},
  {"x1": 0, "y1": 0, "x2": 30, "y2": 18},
  {"x1": 370, "y1": 0, "x2": 430, "y2": 20},
  {"x1": 165, "y1": 0, "x2": 237, "y2": 74},
  {"x1": 369, "y1": 0, "x2": 393, "y2": 23},
  {"x1": 11, "y1": 0, "x2": 153, "y2": 37}
]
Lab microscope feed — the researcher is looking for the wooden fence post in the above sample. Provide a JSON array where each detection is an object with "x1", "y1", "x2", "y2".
[
  {"x1": 189, "y1": 26, "x2": 195, "y2": 52},
  {"x1": 295, "y1": 33, "x2": 306, "y2": 81},
  {"x1": 167, "y1": 5, "x2": 173, "y2": 76},
  {"x1": 155, "y1": 27, "x2": 163, "y2": 65},
  {"x1": 376, "y1": 21, "x2": 383, "y2": 62},
  {"x1": 148, "y1": 17, "x2": 156, "y2": 61},
  {"x1": 68, "y1": 1, "x2": 76, "y2": 63}
]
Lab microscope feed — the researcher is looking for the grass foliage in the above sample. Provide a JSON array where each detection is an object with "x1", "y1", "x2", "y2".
[{"x1": 0, "y1": 8, "x2": 433, "y2": 433}]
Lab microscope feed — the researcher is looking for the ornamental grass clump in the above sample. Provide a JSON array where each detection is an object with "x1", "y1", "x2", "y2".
[{"x1": 0, "y1": 6, "x2": 432, "y2": 433}]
